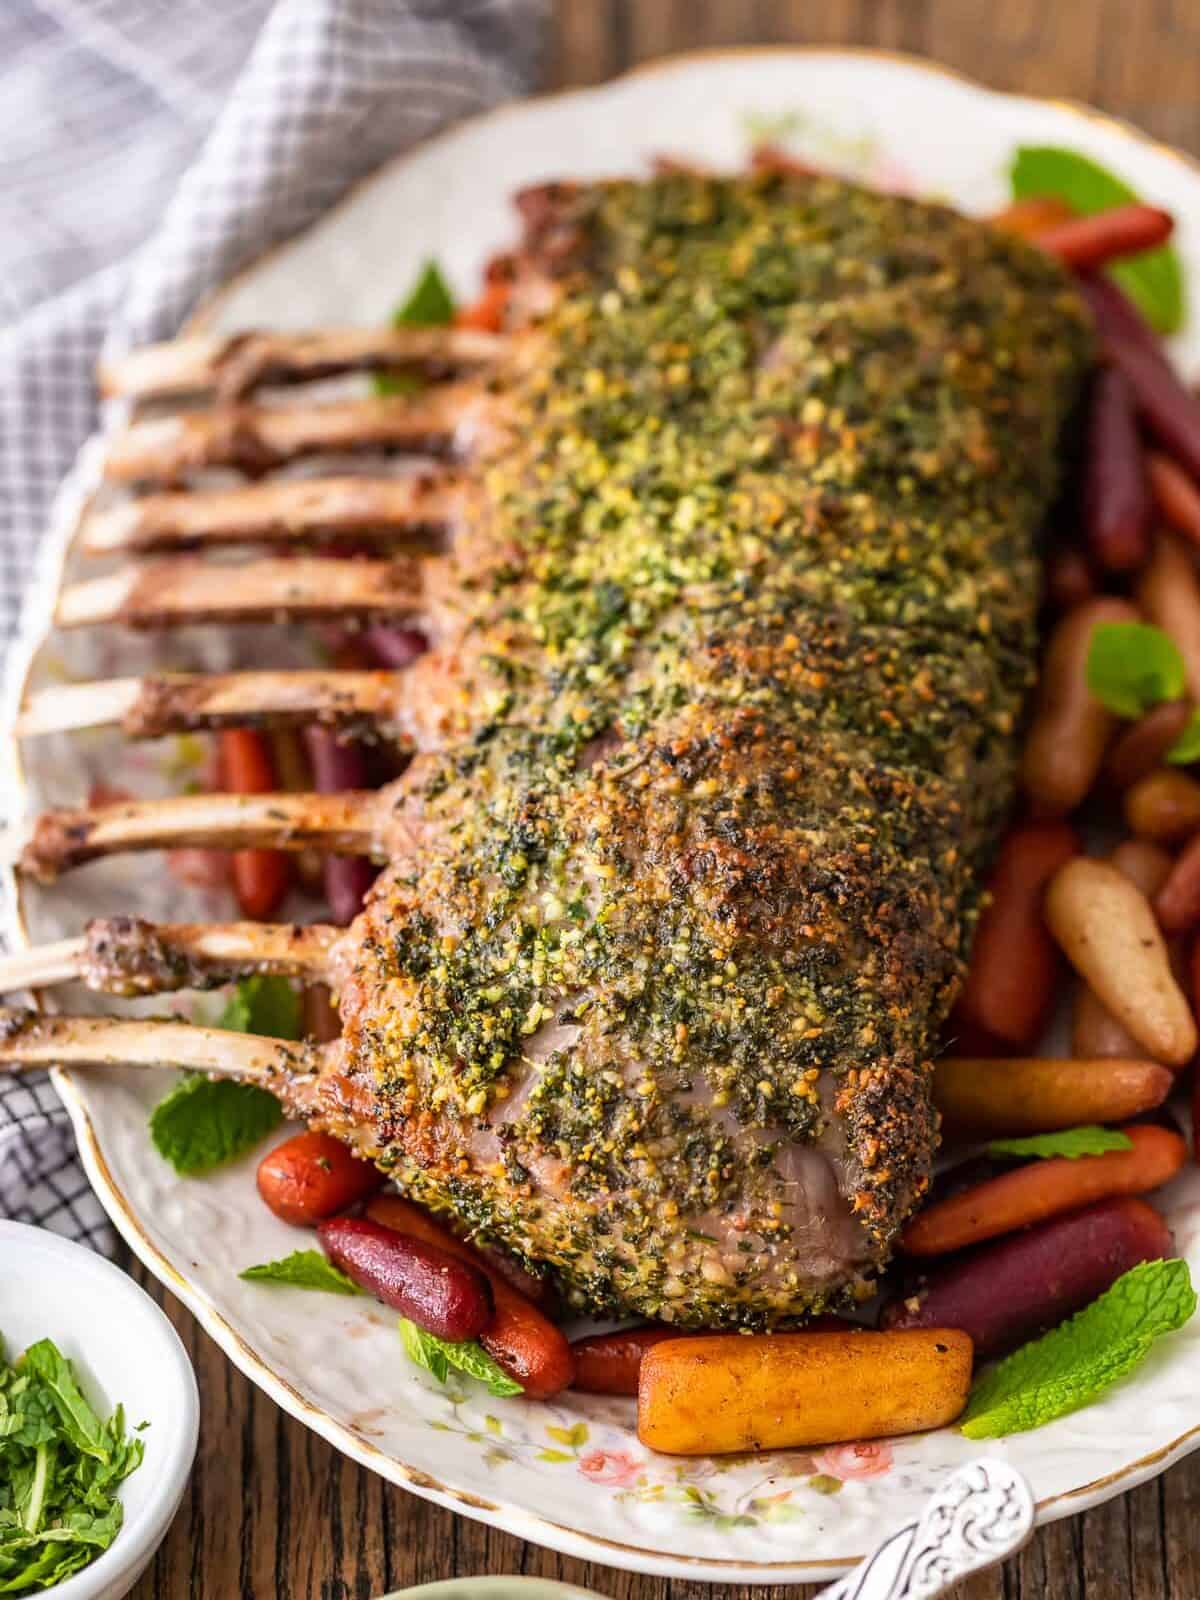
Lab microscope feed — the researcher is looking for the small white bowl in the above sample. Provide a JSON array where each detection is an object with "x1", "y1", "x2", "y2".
[{"x1": 0, "y1": 1221, "x2": 199, "y2": 1600}]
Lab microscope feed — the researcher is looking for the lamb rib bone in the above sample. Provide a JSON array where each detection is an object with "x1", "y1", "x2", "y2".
[
  {"x1": 0, "y1": 1008, "x2": 320, "y2": 1104},
  {"x1": 80, "y1": 473, "x2": 466, "y2": 555},
  {"x1": 55, "y1": 555, "x2": 427, "y2": 628},
  {"x1": 0, "y1": 920, "x2": 339, "y2": 997},
  {"x1": 11, "y1": 789, "x2": 386, "y2": 882},
  {"x1": 18, "y1": 671, "x2": 405, "y2": 739},
  {"x1": 104, "y1": 386, "x2": 482, "y2": 484},
  {"x1": 99, "y1": 326, "x2": 506, "y2": 401}
]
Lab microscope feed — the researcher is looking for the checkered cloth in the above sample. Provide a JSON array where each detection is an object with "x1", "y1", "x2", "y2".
[{"x1": 0, "y1": 0, "x2": 546, "y2": 1251}]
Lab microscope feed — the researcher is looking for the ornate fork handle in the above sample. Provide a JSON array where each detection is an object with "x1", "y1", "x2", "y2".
[{"x1": 814, "y1": 1458, "x2": 1034, "y2": 1600}]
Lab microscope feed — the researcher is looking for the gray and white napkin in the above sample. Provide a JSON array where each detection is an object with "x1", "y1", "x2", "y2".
[{"x1": 0, "y1": 0, "x2": 547, "y2": 1250}]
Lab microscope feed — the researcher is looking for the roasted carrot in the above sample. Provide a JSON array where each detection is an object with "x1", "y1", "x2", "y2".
[
  {"x1": 953, "y1": 822, "x2": 1077, "y2": 1051},
  {"x1": 1148, "y1": 452, "x2": 1200, "y2": 552},
  {"x1": 1105, "y1": 331, "x2": 1200, "y2": 483},
  {"x1": 1126, "y1": 767, "x2": 1200, "y2": 841},
  {"x1": 257, "y1": 1129, "x2": 383, "y2": 1225},
  {"x1": 1156, "y1": 831, "x2": 1200, "y2": 934},
  {"x1": 637, "y1": 1331, "x2": 973, "y2": 1455},
  {"x1": 571, "y1": 1326, "x2": 681, "y2": 1395},
  {"x1": 1034, "y1": 203, "x2": 1173, "y2": 268},
  {"x1": 1104, "y1": 700, "x2": 1192, "y2": 790},
  {"x1": 933, "y1": 1057, "x2": 1173, "y2": 1138},
  {"x1": 1046, "y1": 857, "x2": 1197, "y2": 1066},
  {"x1": 1077, "y1": 272, "x2": 1162, "y2": 351},
  {"x1": 900, "y1": 1123, "x2": 1186, "y2": 1256},
  {"x1": 989, "y1": 195, "x2": 1074, "y2": 239},
  {"x1": 1083, "y1": 367, "x2": 1150, "y2": 572},
  {"x1": 367, "y1": 1193, "x2": 573, "y2": 1397},
  {"x1": 455, "y1": 278, "x2": 511, "y2": 333},
  {"x1": 1022, "y1": 597, "x2": 1138, "y2": 815},
  {"x1": 882, "y1": 1196, "x2": 1173, "y2": 1357},
  {"x1": 1070, "y1": 840, "x2": 1176, "y2": 1060},
  {"x1": 1137, "y1": 532, "x2": 1200, "y2": 702},
  {"x1": 572, "y1": 1314, "x2": 853, "y2": 1395},
  {"x1": 319, "y1": 1217, "x2": 492, "y2": 1341},
  {"x1": 219, "y1": 728, "x2": 292, "y2": 919}
]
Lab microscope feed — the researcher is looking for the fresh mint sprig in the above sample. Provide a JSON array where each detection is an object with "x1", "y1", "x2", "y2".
[
  {"x1": 149, "y1": 975, "x2": 300, "y2": 1175},
  {"x1": 962, "y1": 1258, "x2": 1196, "y2": 1439},
  {"x1": 986, "y1": 1126, "x2": 1133, "y2": 1161}
]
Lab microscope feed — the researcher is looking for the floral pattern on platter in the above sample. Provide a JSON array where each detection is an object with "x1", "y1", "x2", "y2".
[{"x1": 410, "y1": 1378, "x2": 896, "y2": 1531}]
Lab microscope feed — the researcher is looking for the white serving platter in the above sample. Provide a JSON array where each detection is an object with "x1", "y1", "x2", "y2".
[{"x1": 6, "y1": 47, "x2": 1200, "y2": 1585}]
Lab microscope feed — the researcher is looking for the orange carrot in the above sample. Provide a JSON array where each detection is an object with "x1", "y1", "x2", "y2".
[
  {"x1": 455, "y1": 279, "x2": 510, "y2": 333},
  {"x1": 1034, "y1": 203, "x2": 1173, "y2": 268},
  {"x1": 1125, "y1": 767, "x2": 1200, "y2": 842},
  {"x1": 1148, "y1": 451, "x2": 1200, "y2": 552},
  {"x1": 1022, "y1": 597, "x2": 1139, "y2": 816},
  {"x1": 953, "y1": 822, "x2": 1077, "y2": 1050},
  {"x1": 900, "y1": 1123, "x2": 1186, "y2": 1256},
  {"x1": 219, "y1": 728, "x2": 292, "y2": 919},
  {"x1": 933, "y1": 1057, "x2": 1173, "y2": 1138},
  {"x1": 257, "y1": 1130, "x2": 383, "y2": 1226},
  {"x1": 989, "y1": 195, "x2": 1075, "y2": 239}
]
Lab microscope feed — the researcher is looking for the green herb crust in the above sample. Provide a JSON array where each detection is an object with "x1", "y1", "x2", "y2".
[{"x1": 336, "y1": 173, "x2": 1093, "y2": 1326}]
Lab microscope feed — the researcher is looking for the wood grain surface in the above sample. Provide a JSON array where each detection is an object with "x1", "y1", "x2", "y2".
[{"x1": 124, "y1": 3, "x2": 1200, "y2": 1596}]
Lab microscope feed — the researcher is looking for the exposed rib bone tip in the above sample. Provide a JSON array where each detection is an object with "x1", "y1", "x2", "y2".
[
  {"x1": 0, "y1": 937, "x2": 87, "y2": 995},
  {"x1": 17, "y1": 679, "x2": 143, "y2": 737},
  {"x1": 99, "y1": 326, "x2": 506, "y2": 401}
]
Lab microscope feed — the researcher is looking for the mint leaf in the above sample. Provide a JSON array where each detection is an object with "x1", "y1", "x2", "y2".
[
  {"x1": 19, "y1": 1343, "x2": 105, "y2": 1461},
  {"x1": 150, "y1": 1075, "x2": 283, "y2": 1175},
  {"x1": 216, "y1": 974, "x2": 301, "y2": 1038},
  {"x1": 393, "y1": 261, "x2": 455, "y2": 328},
  {"x1": 149, "y1": 975, "x2": 301, "y2": 1175},
  {"x1": 1011, "y1": 145, "x2": 1185, "y2": 334},
  {"x1": 962, "y1": 1258, "x2": 1196, "y2": 1438},
  {"x1": 377, "y1": 261, "x2": 456, "y2": 395},
  {"x1": 987, "y1": 1126, "x2": 1134, "y2": 1161},
  {"x1": 1168, "y1": 709, "x2": 1200, "y2": 766},
  {"x1": 240, "y1": 1250, "x2": 361, "y2": 1296},
  {"x1": 1085, "y1": 621, "x2": 1184, "y2": 719},
  {"x1": 0, "y1": 1334, "x2": 142, "y2": 1592},
  {"x1": 398, "y1": 1318, "x2": 522, "y2": 1398}
]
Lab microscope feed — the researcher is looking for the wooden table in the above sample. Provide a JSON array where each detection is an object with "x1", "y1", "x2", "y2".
[{"x1": 123, "y1": 4, "x2": 1200, "y2": 1595}]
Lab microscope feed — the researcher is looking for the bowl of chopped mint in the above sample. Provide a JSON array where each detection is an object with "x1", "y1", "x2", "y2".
[{"x1": 0, "y1": 1222, "x2": 198, "y2": 1600}]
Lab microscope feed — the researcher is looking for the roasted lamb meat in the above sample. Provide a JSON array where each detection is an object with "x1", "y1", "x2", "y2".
[{"x1": 1, "y1": 172, "x2": 1092, "y2": 1325}]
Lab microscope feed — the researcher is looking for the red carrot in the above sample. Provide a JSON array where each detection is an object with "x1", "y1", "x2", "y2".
[{"x1": 1035, "y1": 204, "x2": 1173, "y2": 269}]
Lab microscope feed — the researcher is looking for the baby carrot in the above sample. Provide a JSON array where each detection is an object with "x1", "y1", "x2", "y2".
[
  {"x1": 637, "y1": 1330, "x2": 972, "y2": 1455},
  {"x1": 367, "y1": 1193, "x2": 573, "y2": 1397},
  {"x1": 933, "y1": 1057, "x2": 1173, "y2": 1138},
  {"x1": 954, "y1": 821, "x2": 1077, "y2": 1050},
  {"x1": 1034, "y1": 203, "x2": 1173, "y2": 268},
  {"x1": 219, "y1": 728, "x2": 291, "y2": 919},
  {"x1": 900, "y1": 1123, "x2": 1186, "y2": 1256}
]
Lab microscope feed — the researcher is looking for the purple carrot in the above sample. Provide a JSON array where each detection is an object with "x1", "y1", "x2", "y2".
[
  {"x1": 1076, "y1": 274, "x2": 1161, "y2": 351},
  {"x1": 1077, "y1": 276, "x2": 1200, "y2": 482},
  {"x1": 364, "y1": 625, "x2": 429, "y2": 670},
  {"x1": 1083, "y1": 367, "x2": 1151, "y2": 572},
  {"x1": 302, "y1": 725, "x2": 380, "y2": 924}
]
